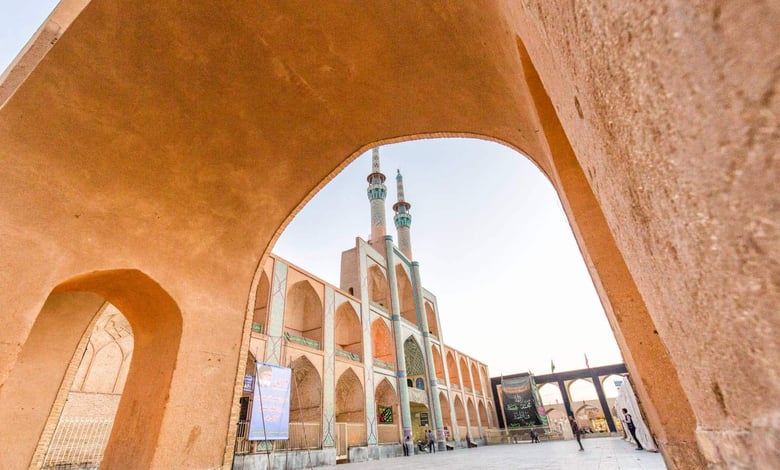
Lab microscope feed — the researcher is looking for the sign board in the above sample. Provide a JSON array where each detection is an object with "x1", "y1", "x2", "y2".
[
  {"x1": 378, "y1": 405, "x2": 393, "y2": 424},
  {"x1": 248, "y1": 362, "x2": 292, "y2": 440},
  {"x1": 420, "y1": 412, "x2": 429, "y2": 427},
  {"x1": 243, "y1": 374, "x2": 254, "y2": 392},
  {"x1": 501, "y1": 375, "x2": 547, "y2": 428}
]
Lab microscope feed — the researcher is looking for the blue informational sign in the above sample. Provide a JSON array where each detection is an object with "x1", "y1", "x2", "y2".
[
  {"x1": 248, "y1": 362, "x2": 292, "y2": 440},
  {"x1": 243, "y1": 374, "x2": 254, "y2": 392}
]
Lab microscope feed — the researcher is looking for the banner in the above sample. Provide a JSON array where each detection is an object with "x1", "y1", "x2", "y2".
[
  {"x1": 248, "y1": 362, "x2": 292, "y2": 440},
  {"x1": 501, "y1": 375, "x2": 546, "y2": 428}
]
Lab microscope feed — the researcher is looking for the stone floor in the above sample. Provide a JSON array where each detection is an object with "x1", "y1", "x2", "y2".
[{"x1": 339, "y1": 437, "x2": 667, "y2": 470}]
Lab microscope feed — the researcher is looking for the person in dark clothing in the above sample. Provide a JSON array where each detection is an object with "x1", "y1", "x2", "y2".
[
  {"x1": 403, "y1": 434, "x2": 411, "y2": 456},
  {"x1": 569, "y1": 416, "x2": 584, "y2": 451},
  {"x1": 622, "y1": 408, "x2": 644, "y2": 450}
]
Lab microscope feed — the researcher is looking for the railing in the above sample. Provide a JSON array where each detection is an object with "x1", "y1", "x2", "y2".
[
  {"x1": 372, "y1": 358, "x2": 395, "y2": 370},
  {"x1": 42, "y1": 417, "x2": 113, "y2": 469},
  {"x1": 377, "y1": 424, "x2": 400, "y2": 444},
  {"x1": 234, "y1": 421, "x2": 322, "y2": 455},
  {"x1": 284, "y1": 332, "x2": 320, "y2": 350},
  {"x1": 335, "y1": 349, "x2": 361, "y2": 362}
]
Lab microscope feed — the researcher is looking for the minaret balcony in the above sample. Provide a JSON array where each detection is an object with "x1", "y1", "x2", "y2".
[
  {"x1": 394, "y1": 213, "x2": 412, "y2": 227},
  {"x1": 367, "y1": 184, "x2": 387, "y2": 200}
]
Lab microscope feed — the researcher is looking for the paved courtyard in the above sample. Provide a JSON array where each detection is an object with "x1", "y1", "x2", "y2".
[{"x1": 340, "y1": 437, "x2": 667, "y2": 470}]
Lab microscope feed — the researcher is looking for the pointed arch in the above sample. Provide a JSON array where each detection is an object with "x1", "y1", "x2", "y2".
[
  {"x1": 453, "y1": 396, "x2": 466, "y2": 425},
  {"x1": 539, "y1": 382, "x2": 565, "y2": 407},
  {"x1": 403, "y1": 337, "x2": 426, "y2": 382},
  {"x1": 0, "y1": 269, "x2": 182, "y2": 469},
  {"x1": 459, "y1": 357, "x2": 472, "y2": 389},
  {"x1": 284, "y1": 280, "x2": 323, "y2": 347},
  {"x1": 395, "y1": 265, "x2": 416, "y2": 325},
  {"x1": 446, "y1": 351, "x2": 460, "y2": 386},
  {"x1": 252, "y1": 271, "x2": 270, "y2": 334},
  {"x1": 335, "y1": 368, "x2": 365, "y2": 423},
  {"x1": 334, "y1": 302, "x2": 362, "y2": 358},
  {"x1": 467, "y1": 398, "x2": 478, "y2": 426},
  {"x1": 439, "y1": 391, "x2": 452, "y2": 431},
  {"x1": 431, "y1": 346, "x2": 445, "y2": 381},
  {"x1": 470, "y1": 363, "x2": 481, "y2": 394},
  {"x1": 424, "y1": 302, "x2": 439, "y2": 337},
  {"x1": 478, "y1": 400, "x2": 489, "y2": 427},
  {"x1": 370, "y1": 318, "x2": 394, "y2": 367},
  {"x1": 290, "y1": 356, "x2": 323, "y2": 424},
  {"x1": 367, "y1": 264, "x2": 389, "y2": 310},
  {"x1": 568, "y1": 378, "x2": 597, "y2": 402},
  {"x1": 375, "y1": 378, "x2": 400, "y2": 444},
  {"x1": 601, "y1": 374, "x2": 625, "y2": 398}
]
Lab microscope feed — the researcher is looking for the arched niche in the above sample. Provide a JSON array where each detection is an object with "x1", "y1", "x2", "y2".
[
  {"x1": 432, "y1": 346, "x2": 445, "y2": 381},
  {"x1": 290, "y1": 356, "x2": 323, "y2": 424},
  {"x1": 453, "y1": 396, "x2": 466, "y2": 425},
  {"x1": 375, "y1": 378, "x2": 400, "y2": 443},
  {"x1": 459, "y1": 357, "x2": 472, "y2": 389},
  {"x1": 0, "y1": 270, "x2": 182, "y2": 469},
  {"x1": 470, "y1": 363, "x2": 481, "y2": 393},
  {"x1": 252, "y1": 271, "x2": 270, "y2": 334},
  {"x1": 539, "y1": 382, "x2": 565, "y2": 407},
  {"x1": 284, "y1": 280, "x2": 323, "y2": 348},
  {"x1": 446, "y1": 351, "x2": 459, "y2": 386},
  {"x1": 334, "y1": 302, "x2": 362, "y2": 358},
  {"x1": 335, "y1": 368, "x2": 365, "y2": 423},
  {"x1": 439, "y1": 391, "x2": 453, "y2": 431},
  {"x1": 370, "y1": 318, "x2": 394, "y2": 366},
  {"x1": 467, "y1": 398, "x2": 478, "y2": 426},
  {"x1": 478, "y1": 400, "x2": 489, "y2": 427},
  {"x1": 403, "y1": 337, "x2": 425, "y2": 387},
  {"x1": 367, "y1": 264, "x2": 389, "y2": 310},
  {"x1": 424, "y1": 302, "x2": 439, "y2": 337},
  {"x1": 395, "y1": 265, "x2": 416, "y2": 325}
]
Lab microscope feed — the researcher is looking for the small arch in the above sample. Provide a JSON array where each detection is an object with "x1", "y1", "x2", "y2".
[
  {"x1": 459, "y1": 357, "x2": 472, "y2": 389},
  {"x1": 290, "y1": 356, "x2": 323, "y2": 424},
  {"x1": 284, "y1": 280, "x2": 323, "y2": 347},
  {"x1": 446, "y1": 351, "x2": 460, "y2": 386},
  {"x1": 334, "y1": 302, "x2": 362, "y2": 358},
  {"x1": 371, "y1": 318, "x2": 395, "y2": 366},
  {"x1": 601, "y1": 374, "x2": 625, "y2": 398},
  {"x1": 403, "y1": 337, "x2": 425, "y2": 387},
  {"x1": 478, "y1": 400, "x2": 489, "y2": 427},
  {"x1": 252, "y1": 271, "x2": 270, "y2": 334},
  {"x1": 375, "y1": 378, "x2": 400, "y2": 444},
  {"x1": 453, "y1": 396, "x2": 466, "y2": 426},
  {"x1": 568, "y1": 378, "x2": 597, "y2": 402},
  {"x1": 470, "y1": 363, "x2": 481, "y2": 393},
  {"x1": 335, "y1": 368, "x2": 365, "y2": 423},
  {"x1": 467, "y1": 398, "x2": 478, "y2": 428},
  {"x1": 439, "y1": 391, "x2": 453, "y2": 432},
  {"x1": 415, "y1": 377, "x2": 425, "y2": 390},
  {"x1": 424, "y1": 302, "x2": 439, "y2": 337},
  {"x1": 432, "y1": 347, "x2": 445, "y2": 381},
  {"x1": 539, "y1": 382, "x2": 565, "y2": 406},
  {"x1": 395, "y1": 265, "x2": 416, "y2": 325},
  {"x1": 367, "y1": 264, "x2": 389, "y2": 310}
]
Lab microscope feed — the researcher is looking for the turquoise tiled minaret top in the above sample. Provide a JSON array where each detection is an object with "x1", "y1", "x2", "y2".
[
  {"x1": 393, "y1": 170, "x2": 412, "y2": 228},
  {"x1": 366, "y1": 148, "x2": 387, "y2": 201}
]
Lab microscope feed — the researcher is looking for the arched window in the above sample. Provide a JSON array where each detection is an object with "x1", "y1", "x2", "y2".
[{"x1": 415, "y1": 377, "x2": 425, "y2": 390}]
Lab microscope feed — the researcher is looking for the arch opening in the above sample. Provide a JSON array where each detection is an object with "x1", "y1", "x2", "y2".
[
  {"x1": 334, "y1": 302, "x2": 362, "y2": 360},
  {"x1": 284, "y1": 281, "x2": 323, "y2": 348}
]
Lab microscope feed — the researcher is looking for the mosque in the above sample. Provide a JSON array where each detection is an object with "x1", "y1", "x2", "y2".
[{"x1": 43, "y1": 148, "x2": 498, "y2": 468}]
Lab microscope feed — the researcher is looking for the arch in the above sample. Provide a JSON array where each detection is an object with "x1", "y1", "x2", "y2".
[
  {"x1": 439, "y1": 391, "x2": 452, "y2": 432},
  {"x1": 424, "y1": 302, "x2": 439, "y2": 337},
  {"x1": 395, "y1": 265, "x2": 416, "y2": 325},
  {"x1": 431, "y1": 347, "x2": 445, "y2": 381},
  {"x1": 335, "y1": 368, "x2": 365, "y2": 423},
  {"x1": 478, "y1": 400, "x2": 489, "y2": 427},
  {"x1": 0, "y1": 270, "x2": 182, "y2": 469},
  {"x1": 481, "y1": 367, "x2": 490, "y2": 395},
  {"x1": 539, "y1": 382, "x2": 565, "y2": 406},
  {"x1": 334, "y1": 302, "x2": 362, "y2": 358},
  {"x1": 601, "y1": 374, "x2": 626, "y2": 398},
  {"x1": 415, "y1": 377, "x2": 425, "y2": 390},
  {"x1": 467, "y1": 398, "x2": 478, "y2": 425},
  {"x1": 367, "y1": 264, "x2": 389, "y2": 310},
  {"x1": 252, "y1": 271, "x2": 270, "y2": 334},
  {"x1": 284, "y1": 280, "x2": 323, "y2": 347},
  {"x1": 568, "y1": 378, "x2": 598, "y2": 402},
  {"x1": 459, "y1": 357, "x2": 472, "y2": 389},
  {"x1": 370, "y1": 318, "x2": 394, "y2": 366},
  {"x1": 453, "y1": 396, "x2": 466, "y2": 425},
  {"x1": 470, "y1": 363, "x2": 481, "y2": 393},
  {"x1": 403, "y1": 337, "x2": 426, "y2": 378},
  {"x1": 290, "y1": 356, "x2": 323, "y2": 424},
  {"x1": 446, "y1": 351, "x2": 460, "y2": 386},
  {"x1": 375, "y1": 378, "x2": 400, "y2": 444}
]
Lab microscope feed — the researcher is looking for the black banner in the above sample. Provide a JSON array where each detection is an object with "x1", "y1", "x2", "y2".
[{"x1": 501, "y1": 375, "x2": 547, "y2": 428}]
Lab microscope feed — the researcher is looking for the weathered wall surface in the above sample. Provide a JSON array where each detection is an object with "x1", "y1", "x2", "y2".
[{"x1": 507, "y1": 1, "x2": 779, "y2": 468}]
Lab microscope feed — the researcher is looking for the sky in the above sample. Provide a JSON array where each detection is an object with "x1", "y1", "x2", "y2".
[{"x1": 2, "y1": 2, "x2": 624, "y2": 400}]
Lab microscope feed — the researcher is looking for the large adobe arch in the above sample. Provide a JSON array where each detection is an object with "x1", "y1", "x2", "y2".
[
  {"x1": 0, "y1": 1, "x2": 774, "y2": 468},
  {"x1": 0, "y1": 270, "x2": 181, "y2": 470}
]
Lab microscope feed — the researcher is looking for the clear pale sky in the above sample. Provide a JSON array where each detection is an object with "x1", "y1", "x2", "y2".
[{"x1": 3, "y1": 2, "x2": 624, "y2": 399}]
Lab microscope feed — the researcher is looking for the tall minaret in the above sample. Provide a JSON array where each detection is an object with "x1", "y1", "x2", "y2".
[
  {"x1": 366, "y1": 148, "x2": 388, "y2": 248},
  {"x1": 393, "y1": 169, "x2": 413, "y2": 259}
]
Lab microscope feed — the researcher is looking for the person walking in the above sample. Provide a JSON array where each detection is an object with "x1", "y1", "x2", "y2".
[
  {"x1": 426, "y1": 429, "x2": 436, "y2": 453},
  {"x1": 569, "y1": 416, "x2": 584, "y2": 451},
  {"x1": 622, "y1": 408, "x2": 644, "y2": 450}
]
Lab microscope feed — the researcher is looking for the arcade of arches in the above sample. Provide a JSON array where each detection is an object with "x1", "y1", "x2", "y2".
[{"x1": 0, "y1": 1, "x2": 775, "y2": 469}]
